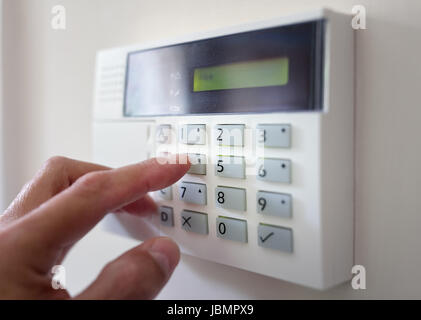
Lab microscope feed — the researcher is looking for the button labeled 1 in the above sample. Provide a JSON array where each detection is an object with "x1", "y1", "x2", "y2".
[
  {"x1": 215, "y1": 156, "x2": 245, "y2": 179},
  {"x1": 257, "y1": 191, "x2": 291, "y2": 218},
  {"x1": 216, "y1": 216, "x2": 248, "y2": 243},
  {"x1": 257, "y1": 124, "x2": 291, "y2": 148},
  {"x1": 258, "y1": 223, "x2": 293, "y2": 253},
  {"x1": 181, "y1": 210, "x2": 209, "y2": 235},
  {"x1": 215, "y1": 186, "x2": 246, "y2": 211},
  {"x1": 179, "y1": 182, "x2": 207, "y2": 205},
  {"x1": 215, "y1": 124, "x2": 244, "y2": 146},
  {"x1": 180, "y1": 124, "x2": 206, "y2": 145},
  {"x1": 257, "y1": 158, "x2": 291, "y2": 183}
]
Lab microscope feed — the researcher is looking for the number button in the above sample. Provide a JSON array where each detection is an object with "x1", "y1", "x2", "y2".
[
  {"x1": 156, "y1": 124, "x2": 172, "y2": 144},
  {"x1": 157, "y1": 186, "x2": 172, "y2": 200},
  {"x1": 180, "y1": 124, "x2": 206, "y2": 145},
  {"x1": 187, "y1": 154, "x2": 206, "y2": 175},
  {"x1": 257, "y1": 124, "x2": 291, "y2": 148},
  {"x1": 181, "y1": 210, "x2": 209, "y2": 235},
  {"x1": 216, "y1": 217, "x2": 248, "y2": 243},
  {"x1": 257, "y1": 191, "x2": 291, "y2": 218},
  {"x1": 258, "y1": 223, "x2": 293, "y2": 253},
  {"x1": 179, "y1": 182, "x2": 207, "y2": 205},
  {"x1": 215, "y1": 156, "x2": 245, "y2": 179},
  {"x1": 256, "y1": 158, "x2": 291, "y2": 183},
  {"x1": 215, "y1": 186, "x2": 246, "y2": 211},
  {"x1": 159, "y1": 206, "x2": 174, "y2": 227},
  {"x1": 215, "y1": 124, "x2": 244, "y2": 146}
]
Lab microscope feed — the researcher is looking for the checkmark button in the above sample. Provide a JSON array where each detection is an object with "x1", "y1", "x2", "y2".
[
  {"x1": 258, "y1": 223, "x2": 293, "y2": 253},
  {"x1": 259, "y1": 232, "x2": 274, "y2": 243}
]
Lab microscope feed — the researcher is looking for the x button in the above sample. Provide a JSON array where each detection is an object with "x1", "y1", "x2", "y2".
[
  {"x1": 180, "y1": 210, "x2": 209, "y2": 235},
  {"x1": 182, "y1": 216, "x2": 192, "y2": 228}
]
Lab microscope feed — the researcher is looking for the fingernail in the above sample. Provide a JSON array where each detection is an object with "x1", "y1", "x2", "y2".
[{"x1": 147, "y1": 237, "x2": 180, "y2": 277}]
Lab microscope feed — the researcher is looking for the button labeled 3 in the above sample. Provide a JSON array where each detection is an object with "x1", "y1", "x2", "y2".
[
  {"x1": 258, "y1": 224, "x2": 293, "y2": 253},
  {"x1": 181, "y1": 210, "x2": 209, "y2": 235},
  {"x1": 179, "y1": 182, "x2": 207, "y2": 205},
  {"x1": 257, "y1": 124, "x2": 291, "y2": 148},
  {"x1": 257, "y1": 158, "x2": 291, "y2": 183},
  {"x1": 216, "y1": 216, "x2": 248, "y2": 243}
]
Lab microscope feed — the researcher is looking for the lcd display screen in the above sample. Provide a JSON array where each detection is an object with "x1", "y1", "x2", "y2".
[
  {"x1": 124, "y1": 20, "x2": 324, "y2": 117},
  {"x1": 193, "y1": 57, "x2": 289, "y2": 92}
]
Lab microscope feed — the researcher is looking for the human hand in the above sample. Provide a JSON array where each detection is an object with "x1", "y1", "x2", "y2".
[{"x1": 0, "y1": 155, "x2": 190, "y2": 299}]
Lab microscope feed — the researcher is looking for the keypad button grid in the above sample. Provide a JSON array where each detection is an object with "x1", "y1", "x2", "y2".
[{"x1": 155, "y1": 121, "x2": 295, "y2": 253}]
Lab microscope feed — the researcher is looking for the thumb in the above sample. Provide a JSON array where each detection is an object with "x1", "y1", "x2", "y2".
[{"x1": 75, "y1": 237, "x2": 180, "y2": 300}]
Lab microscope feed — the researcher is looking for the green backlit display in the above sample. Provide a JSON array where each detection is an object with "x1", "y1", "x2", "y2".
[{"x1": 193, "y1": 57, "x2": 289, "y2": 92}]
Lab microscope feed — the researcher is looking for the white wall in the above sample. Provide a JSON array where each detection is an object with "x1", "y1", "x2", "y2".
[{"x1": 2, "y1": 0, "x2": 421, "y2": 299}]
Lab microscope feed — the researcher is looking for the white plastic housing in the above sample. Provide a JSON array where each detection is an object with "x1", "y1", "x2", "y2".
[{"x1": 93, "y1": 8, "x2": 354, "y2": 289}]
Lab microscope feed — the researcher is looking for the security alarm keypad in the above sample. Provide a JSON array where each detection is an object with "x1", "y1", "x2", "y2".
[
  {"x1": 156, "y1": 123, "x2": 294, "y2": 253},
  {"x1": 94, "y1": 9, "x2": 354, "y2": 289}
]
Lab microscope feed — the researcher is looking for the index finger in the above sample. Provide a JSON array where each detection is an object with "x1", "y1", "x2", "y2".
[{"x1": 14, "y1": 155, "x2": 190, "y2": 250}]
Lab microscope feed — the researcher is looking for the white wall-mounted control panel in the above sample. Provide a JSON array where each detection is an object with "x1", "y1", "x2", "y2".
[{"x1": 93, "y1": 9, "x2": 354, "y2": 289}]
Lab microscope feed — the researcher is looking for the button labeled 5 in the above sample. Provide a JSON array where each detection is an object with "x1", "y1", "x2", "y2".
[{"x1": 215, "y1": 156, "x2": 245, "y2": 179}]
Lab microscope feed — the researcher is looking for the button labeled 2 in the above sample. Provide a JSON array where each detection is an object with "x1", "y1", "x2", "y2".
[
  {"x1": 215, "y1": 156, "x2": 245, "y2": 179},
  {"x1": 257, "y1": 158, "x2": 291, "y2": 183},
  {"x1": 216, "y1": 216, "x2": 248, "y2": 243},
  {"x1": 215, "y1": 124, "x2": 244, "y2": 146},
  {"x1": 179, "y1": 182, "x2": 207, "y2": 205}
]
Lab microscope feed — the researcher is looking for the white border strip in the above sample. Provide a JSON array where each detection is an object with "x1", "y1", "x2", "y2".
[{"x1": 0, "y1": 0, "x2": 4, "y2": 211}]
